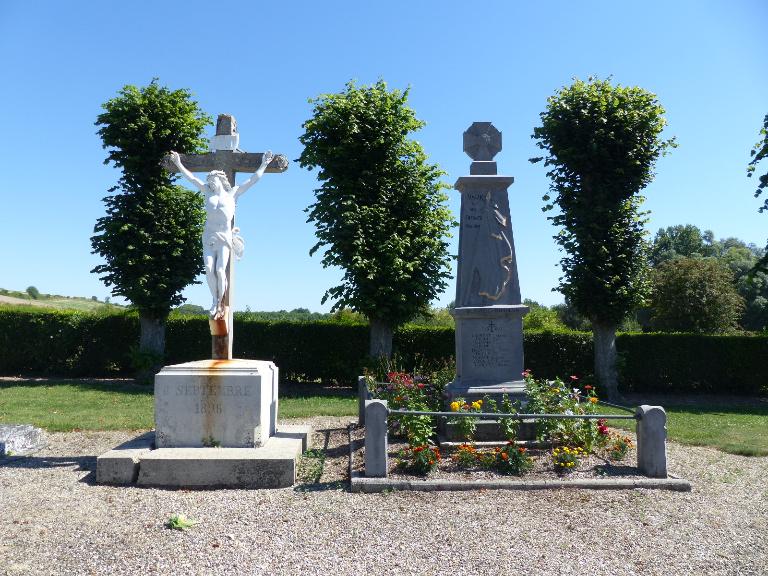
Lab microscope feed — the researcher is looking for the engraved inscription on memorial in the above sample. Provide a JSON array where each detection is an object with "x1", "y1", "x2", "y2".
[
  {"x1": 175, "y1": 383, "x2": 252, "y2": 397},
  {"x1": 470, "y1": 321, "x2": 513, "y2": 369},
  {"x1": 463, "y1": 192, "x2": 486, "y2": 230},
  {"x1": 194, "y1": 401, "x2": 222, "y2": 415}
]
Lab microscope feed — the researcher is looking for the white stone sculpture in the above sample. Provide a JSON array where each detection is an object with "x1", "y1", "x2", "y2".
[{"x1": 170, "y1": 149, "x2": 274, "y2": 319}]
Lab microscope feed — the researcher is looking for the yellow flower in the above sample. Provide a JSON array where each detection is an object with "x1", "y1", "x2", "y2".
[
  {"x1": 471, "y1": 400, "x2": 482, "y2": 410},
  {"x1": 450, "y1": 401, "x2": 460, "y2": 412}
]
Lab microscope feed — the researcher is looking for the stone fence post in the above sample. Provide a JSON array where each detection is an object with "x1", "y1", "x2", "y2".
[
  {"x1": 635, "y1": 405, "x2": 667, "y2": 478},
  {"x1": 358, "y1": 376, "x2": 372, "y2": 425},
  {"x1": 364, "y1": 399, "x2": 388, "y2": 478}
]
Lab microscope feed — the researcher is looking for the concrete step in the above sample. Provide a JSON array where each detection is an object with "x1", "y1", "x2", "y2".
[{"x1": 97, "y1": 425, "x2": 311, "y2": 489}]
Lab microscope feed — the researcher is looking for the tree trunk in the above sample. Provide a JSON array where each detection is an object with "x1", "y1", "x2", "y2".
[
  {"x1": 369, "y1": 319, "x2": 394, "y2": 359},
  {"x1": 592, "y1": 320, "x2": 620, "y2": 402},
  {"x1": 137, "y1": 310, "x2": 167, "y2": 382}
]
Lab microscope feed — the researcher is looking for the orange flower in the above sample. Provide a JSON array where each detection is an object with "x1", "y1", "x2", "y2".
[
  {"x1": 518, "y1": 447, "x2": 527, "y2": 454},
  {"x1": 500, "y1": 452, "x2": 509, "y2": 460},
  {"x1": 589, "y1": 397, "x2": 598, "y2": 404}
]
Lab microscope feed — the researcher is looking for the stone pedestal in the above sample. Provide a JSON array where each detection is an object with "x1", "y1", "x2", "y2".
[
  {"x1": 154, "y1": 359, "x2": 277, "y2": 448},
  {"x1": 451, "y1": 305, "x2": 528, "y2": 400}
]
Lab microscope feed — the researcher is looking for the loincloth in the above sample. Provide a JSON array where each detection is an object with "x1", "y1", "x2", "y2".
[{"x1": 205, "y1": 228, "x2": 244, "y2": 259}]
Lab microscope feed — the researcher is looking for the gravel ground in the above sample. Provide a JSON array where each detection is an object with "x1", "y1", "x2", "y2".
[{"x1": 1, "y1": 416, "x2": 766, "y2": 576}]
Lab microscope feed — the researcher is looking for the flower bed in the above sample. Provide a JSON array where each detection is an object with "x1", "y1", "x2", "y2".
[
  {"x1": 365, "y1": 366, "x2": 643, "y2": 482},
  {"x1": 385, "y1": 434, "x2": 641, "y2": 482}
]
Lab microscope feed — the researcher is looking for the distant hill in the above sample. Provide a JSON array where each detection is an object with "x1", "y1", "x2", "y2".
[{"x1": 0, "y1": 288, "x2": 124, "y2": 313}]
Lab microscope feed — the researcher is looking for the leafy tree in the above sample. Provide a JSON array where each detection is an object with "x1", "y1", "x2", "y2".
[
  {"x1": 173, "y1": 303, "x2": 207, "y2": 316},
  {"x1": 720, "y1": 243, "x2": 768, "y2": 331},
  {"x1": 648, "y1": 224, "x2": 768, "y2": 331},
  {"x1": 650, "y1": 258, "x2": 744, "y2": 333},
  {"x1": 650, "y1": 224, "x2": 717, "y2": 265},
  {"x1": 531, "y1": 77, "x2": 675, "y2": 400},
  {"x1": 26, "y1": 286, "x2": 40, "y2": 300},
  {"x1": 551, "y1": 299, "x2": 592, "y2": 331},
  {"x1": 298, "y1": 80, "x2": 454, "y2": 357},
  {"x1": 91, "y1": 80, "x2": 211, "y2": 370},
  {"x1": 748, "y1": 113, "x2": 768, "y2": 273},
  {"x1": 522, "y1": 300, "x2": 567, "y2": 331}
]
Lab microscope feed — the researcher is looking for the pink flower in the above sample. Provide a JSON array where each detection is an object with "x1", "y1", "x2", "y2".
[{"x1": 570, "y1": 375, "x2": 579, "y2": 381}]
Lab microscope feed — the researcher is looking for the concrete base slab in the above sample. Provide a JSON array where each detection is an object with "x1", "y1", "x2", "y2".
[
  {"x1": 350, "y1": 473, "x2": 692, "y2": 493},
  {"x1": 275, "y1": 424, "x2": 312, "y2": 453},
  {"x1": 445, "y1": 381, "x2": 528, "y2": 403},
  {"x1": 96, "y1": 425, "x2": 311, "y2": 489},
  {"x1": 96, "y1": 432, "x2": 154, "y2": 485},
  {"x1": 0, "y1": 424, "x2": 46, "y2": 456},
  {"x1": 438, "y1": 438, "x2": 550, "y2": 449},
  {"x1": 440, "y1": 418, "x2": 537, "y2": 442}
]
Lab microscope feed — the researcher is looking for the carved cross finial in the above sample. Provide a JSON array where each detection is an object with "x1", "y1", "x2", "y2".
[
  {"x1": 211, "y1": 114, "x2": 240, "y2": 151},
  {"x1": 216, "y1": 114, "x2": 237, "y2": 135},
  {"x1": 463, "y1": 122, "x2": 502, "y2": 161}
]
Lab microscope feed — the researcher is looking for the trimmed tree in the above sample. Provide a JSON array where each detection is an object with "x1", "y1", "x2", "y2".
[
  {"x1": 650, "y1": 258, "x2": 744, "y2": 333},
  {"x1": 91, "y1": 80, "x2": 211, "y2": 371},
  {"x1": 748, "y1": 113, "x2": 768, "y2": 273},
  {"x1": 531, "y1": 77, "x2": 675, "y2": 400},
  {"x1": 298, "y1": 80, "x2": 454, "y2": 357}
]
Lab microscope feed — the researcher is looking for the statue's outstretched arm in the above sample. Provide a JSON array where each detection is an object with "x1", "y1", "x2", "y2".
[
  {"x1": 234, "y1": 151, "x2": 274, "y2": 199},
  {"x1": 169, "y1": 151, "x2": 205, "y2": 191}
]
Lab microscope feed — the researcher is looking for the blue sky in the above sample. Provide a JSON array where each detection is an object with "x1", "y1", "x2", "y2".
[{"x1": 1, "y1": 1, "x2": 765, "y2": 311}]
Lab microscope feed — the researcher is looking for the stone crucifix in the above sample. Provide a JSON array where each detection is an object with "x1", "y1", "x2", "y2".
[{"x1": 166, "y1": 114, "x2": 289, "y2": 359}]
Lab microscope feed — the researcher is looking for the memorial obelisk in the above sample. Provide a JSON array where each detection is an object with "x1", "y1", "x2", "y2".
[{"x1": 446, "y1": 122, "x2": 529, "y2": 405}]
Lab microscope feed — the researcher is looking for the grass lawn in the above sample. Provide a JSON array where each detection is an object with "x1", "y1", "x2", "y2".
[
  {"x1": 1, "y1": 380, "x2": 766, "y2": 457},
  {"x1": 0, "y1": 380, "x2": 357, "y2": 432},
  {"x1": 599, "y1": 402, "x2": 768, "y2": 457}
]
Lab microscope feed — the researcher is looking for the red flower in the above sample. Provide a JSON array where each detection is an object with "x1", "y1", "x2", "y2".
[{"x1": 584, "y1": 385, "x2": 593, "y2": 391}]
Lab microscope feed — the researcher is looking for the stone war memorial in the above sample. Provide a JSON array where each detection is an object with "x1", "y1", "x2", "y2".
[
  {"x1": 96, "y1": 115, "x2": 311, "y2": 489},
  {"x1": 443, "y1": 122, "x2": 530, "y2": 440}
]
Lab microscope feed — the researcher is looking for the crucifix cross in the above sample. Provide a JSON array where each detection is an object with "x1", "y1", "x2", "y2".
[{"x1": 165, "y1": 114, "x2": 289, "y2": 360}]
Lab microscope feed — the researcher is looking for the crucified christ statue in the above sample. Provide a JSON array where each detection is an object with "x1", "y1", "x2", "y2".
[{"x1": 169, "y1": 149, "x2": 273, "y2": 319}]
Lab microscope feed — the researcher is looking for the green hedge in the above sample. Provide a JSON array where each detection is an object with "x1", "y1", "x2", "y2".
[
  {"x1": 0, "y1": 309, "x2": 765, "y2": 395},
  {"x1": 618, "y1": 333, "x2": 768, "y2": 395},
  {"x1": 0, "y1": 308, "x2": 137, "y2": 376}
]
